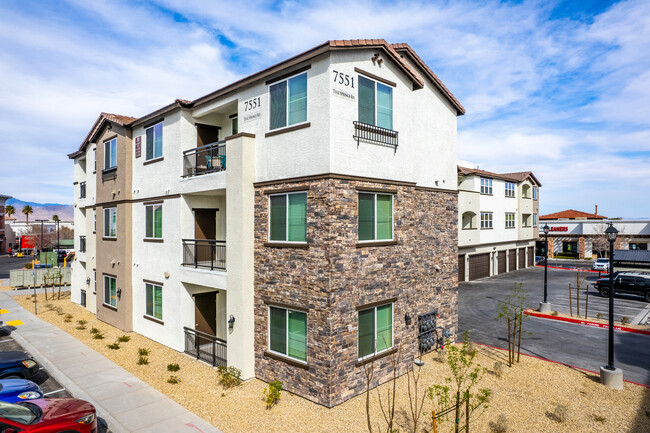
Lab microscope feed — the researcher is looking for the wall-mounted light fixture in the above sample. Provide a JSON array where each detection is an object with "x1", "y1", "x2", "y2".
[
  {"x1": 86, "y1": 277, "x2": 91, "y2": 285},
  {"x1": 228, "y1": 315, "x2": 236, "y2": 331},
  {"x1": 404, "y1": 313, "x2": 412, "y2": 326},
  {"x1": 117, "y1": 288, "x2": 122, "y2": 300}
]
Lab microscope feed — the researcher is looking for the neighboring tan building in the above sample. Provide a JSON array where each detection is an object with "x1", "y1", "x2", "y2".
[
  {"x1": 457, "y1": 163, "x2": 541, "y2": 281},
  {"x1": 69, "y1": 39, "x2": 464, "y2": 407},
  {"x1": 0, "y1": 195, "x2": 11, "y2": 253},
  {"x1": 539, "y1": 209, "x2": 650, "y2": 258}
]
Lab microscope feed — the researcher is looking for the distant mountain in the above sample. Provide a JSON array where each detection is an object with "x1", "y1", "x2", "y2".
[{"x1": 5, "y1": 198, "x2": 73, "y2": 222}]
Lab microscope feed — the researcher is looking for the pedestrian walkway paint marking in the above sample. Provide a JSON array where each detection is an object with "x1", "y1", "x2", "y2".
[
  {"x1": 0, "y1": 339, "x2": 13, "y2": 343},
  {"x1": 184, "y1": 423, "x2": 206, "y2": 433},
  {"x1": 123, "y1": 382, "x2": 132, "y2": 388},
  {"x1": 525, "y1": 309, "x2": 650, "y2": 335},
  {"x1": 5, "y1": 320, "x2": 23, "y2": 326},
  {"x1": 0, "y1": 309, "x2": 9, "y2": 314},
  {"x1": 43, "y1": 388, "x2": 66, "y2": 396}
]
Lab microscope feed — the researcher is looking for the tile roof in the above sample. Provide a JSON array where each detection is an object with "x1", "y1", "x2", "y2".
[
  {"x1": 539, "y1": 210, "x2": 607, "y2": 220},
  {"x1": 68, "y1": 112, "x2": 137, "y2": 158},
  {"x1": 457, "y1": 166, "x2": 541, "y2": 186}
]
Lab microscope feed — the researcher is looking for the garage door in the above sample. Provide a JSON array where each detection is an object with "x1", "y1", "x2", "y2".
[
  {"x1": 498, "y1": 251, "x2": 506, "y2": 274},
  {"x1": 527, "y1": 246, "x2": 534, "y2": 267},
  {"x1": 458, "y1": 255, "x2": 465, "y2": 282},
  {"x1": 468, "y1": 253, "x2": 490, "y2": 281},
  {"x1": 519, "y1": 248, "x2": 526, "y2": 269},
  {"x1": 508, "y1": 250, "x2": 516, "y2": 271}
]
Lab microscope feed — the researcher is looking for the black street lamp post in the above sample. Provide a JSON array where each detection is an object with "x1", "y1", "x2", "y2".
[
  {"x1": 540, "y1": 224, "x2": 551, "y2": 313},
  {"x1": 600, "y1": 222, "x2": 622, "y2": 389},
  {"x1": 55, "y1": 219, "x2": 60, "y2": 267}
]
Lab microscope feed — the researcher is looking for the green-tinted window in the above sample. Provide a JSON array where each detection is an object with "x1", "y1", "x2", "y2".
[
  {"x1": 358, "y1": 303, "x2": 393, "y2": 359},
  {"x1": 105, "y1": 138, "x2": 117, "y2": 169},
  {"x1": 146, "y1": 122, "x2": 163, "y2": 160},
  {"x1": 376, "y1": 83, "x2": 393, "y2": 129},
  {"x1": 104, "y1": 275, "x2": 116, "y2": 307},
  {"x1": 269, "y1": 306, "x2": 307, "y2": 362},
  {"x1": 104, "y1": 208, "x2": 116, "y2": 238},
  {"x1": 358, "y1": 76, "x2": 393, "y2": 129},
  {"x1": 231, "y1": 115, "x2": 238, "y2": 135},
  {"x1": 358, "y1": 193, "x2": 393, "y2": 241},
  {"x1": 358, "y1": 76, "x2": 375, "y2": 125},
  {"x1": 270, "y1": 192, "x2": 307, "y2": 242},
  {"x1": 145, "y1": 283, "x2": 163, "y2": 320},
  {"x1": 270, "y1": 72, "x2": 308, "y2": 130},
  {"x1": 145, "y1": 204, "x2": 162, "y2": 239}
]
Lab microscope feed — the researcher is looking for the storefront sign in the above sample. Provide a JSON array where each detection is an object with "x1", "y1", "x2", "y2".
[{"x1": 549, "y1": 226, "x2": 568, "y2": 232}]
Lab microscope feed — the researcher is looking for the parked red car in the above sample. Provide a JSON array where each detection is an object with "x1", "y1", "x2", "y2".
[{"x1": 0, "y1": 398, "x2": 96, "y2": 432}]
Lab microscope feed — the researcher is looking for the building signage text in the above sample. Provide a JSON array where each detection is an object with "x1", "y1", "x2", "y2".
[{"x1": 549, "y1": 226, "x2": 568, "y2": 232}]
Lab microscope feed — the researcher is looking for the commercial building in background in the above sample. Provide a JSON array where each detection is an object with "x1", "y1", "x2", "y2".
[
  {"x1": 0, "y1": 195, "x2": 11, "y2": 253},
  {"x1": 539, "y1": 208, "x2": 650, "y2": 259},
  {"x1": 68, "y1": 39, "x2": 464, "y2": 407},
  {"x1": 457, "y1": 163, "x2": 541, "y2": 281}
]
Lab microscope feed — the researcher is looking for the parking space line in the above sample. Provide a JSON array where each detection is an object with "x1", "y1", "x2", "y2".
[
  {"x1": 43, "y1": 388, "x2": 66, "y2": 396},
  {"x1": 0, "y1": 339, "x2": 14, "y2": 343}
]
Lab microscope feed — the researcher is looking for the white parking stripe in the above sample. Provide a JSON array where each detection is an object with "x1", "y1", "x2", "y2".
[
  {"x1": 43, "y1": 388, "x2": 66, "y2": 396},
  {"x1": 0, "y1": 339, "x2": 14, "y2": 343}
]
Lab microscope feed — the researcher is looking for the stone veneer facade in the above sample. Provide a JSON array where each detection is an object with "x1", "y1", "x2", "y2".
[{"x1": 254, "y1": 175, "x2": 458, "y2": 407}]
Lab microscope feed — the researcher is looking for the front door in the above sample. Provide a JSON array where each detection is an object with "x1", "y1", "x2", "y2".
[{"x1": 194, "y1": 292, "x2": 217, "y2": 336}]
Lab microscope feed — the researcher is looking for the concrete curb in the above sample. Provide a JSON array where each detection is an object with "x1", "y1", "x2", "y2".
[{"x1": 524, "y1": 308, "x2": 650, "y2": 335}]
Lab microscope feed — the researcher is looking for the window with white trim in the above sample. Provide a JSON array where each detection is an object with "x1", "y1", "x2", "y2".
[
  {"x1": 145, "y1": 283, "x2": 163, "y2": 320},
  {"x1": 533, "y1": 213, "x2": 538, "y2": 227},
  {"x1": 144, "y1": 204, "x2": 162, "y2": 239},
  {"x1": 104, "y1": 207, "x2": 116, "y2": 238},
  {"x1": 480, "y1": 178, "x2": 492, "y2": 194},
  {"x1": 480, "y1": 212, "x2": 493, "y2": 229},
  {"x1": 505, "y1": 182, "x2": 515, "y2": 197},
  {"x1": 358, "y1": 76, "x2": 393, "y2": 130},
  {"x1": 269, "y1": 72, "x2": 307, "y2": 130},
  {"x1": 104, "y1": 138, "x2": 117, "y2": 170},
  {"x1": 93, "y1": 210, "x2": 96, "y2": 232},
  {"x1": 269, "y1": 306, "x2": 307, "y2": 362},
  {"x1": 269, "y1": 192, "x2": 307, "y2": 242},
  {"x1": 505, "y1": 213, "x2": 516, "y2": 228},
  {"x1": 104, "y1": 275, "x2": 116, "y2": 307},
  {"x1": 358, "y1": 303, "x2": 393, "y2": 359},
  {"x1": 533, "y1": 186, "x2": 538, "y2": 200},
  {"x1": 358, "y1": 192, "x2": 393, "y2": 241},
  {"x1": 145, "y1": 122, "x2": 163, "y2": 160}
]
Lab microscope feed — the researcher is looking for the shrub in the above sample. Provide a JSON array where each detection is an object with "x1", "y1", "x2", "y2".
[
  {"x1": 25, "y1": 263, "x2": 33, "y2": 269},
  {"x1": 621, "y1": 316, "x2": 630, "y2": 325},
  {"x1": 137, "y1": 356, "x2": 149, "y2": 365},
  {"x1": 138, "y1": 348, "x2": 150, "y2": 356},
  {"x1": 264, "y1": 380, "x2": 283, "y2": 409},
  {"x1": 45, "y1": 304, "x2": 55, "y2": 311},
  {"x1": 107, "y1": 343, "x2": 120, "y2": 350},
  {"x1": 117, "y1": 335, "x2": 130, "y2": 343},
  {"x1": 64, "y1": 314, "x2": 73, "y2": 323},
  {"x1": 167, "y1": 363, "x2": 180, "y2": 372},
  {"x1": 217, "y1": 366, "x2": 242, "y2": 389},
  {"x1": 56, "y1": 307, "x2": 64, "y2": 315},
  {"x1": 76, "y1": 319, "x2": 87, "y2": 330},
  {"x1": 493, "y1": 361, "x2": 504, "y2": 378},
  {"x1": 551, "y1": 311, "x2": 559, "y2": 316},
  {"x1": 489, "y1": 414, "x2": 508, "y2": 433},
  {"x1": 596, "y1": 312, "x2": 603, "y2": 320},
  {"x1": 593, "y1": 414, "x2": 606, "y2": 423},
  {"x1": 437, "y1": 349, "x2": 448, "y2": 364},
  {"x1": 467, "y1": 341, "x2": 478, "y2": 356},
  {"x1": 552, "y1": 404, "x2": 569, "y2": 423},
  {"x1": 90, "y1": 327, "x2": 100, "y2": 334},
  {"x1": 167, "y1": 376, "x2": 181, "y2": 384},
  {"x1": 92, "y1": 332, "x2": 105, "y2": 340}
]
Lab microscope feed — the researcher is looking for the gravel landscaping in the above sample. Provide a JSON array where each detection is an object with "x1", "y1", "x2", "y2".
[{"x1": 12, "y1": 292, "x2": 650, "y2": 433}]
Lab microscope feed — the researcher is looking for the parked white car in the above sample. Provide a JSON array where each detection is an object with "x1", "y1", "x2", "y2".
[{"x1": 592, "y1": 258, "x2": 609, "y2": 271}]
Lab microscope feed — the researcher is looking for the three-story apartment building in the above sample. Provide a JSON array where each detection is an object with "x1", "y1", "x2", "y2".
[
  {"x1": 457, "y1": 163, "x2": 541, "y2": 281},
  {"x1": 69, "y1": 39, "x2": 464, "y2": 407}
]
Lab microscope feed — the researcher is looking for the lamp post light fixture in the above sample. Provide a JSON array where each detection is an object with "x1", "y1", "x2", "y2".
[
  {"x1": 539, "y1": 224, "x2": 551, "y2": 313},
  {"x1": 600, "y1": 222, "x2": 623, "y2": 389}
]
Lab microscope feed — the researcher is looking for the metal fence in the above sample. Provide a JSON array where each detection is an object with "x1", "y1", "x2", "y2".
[
  {"x1": 182, "y1": 141, "x2": 226, "y2": 177},
  {"x1": 183, "y1": 327, "x2": 227, "y2": 368},
  {"x1": 182, "y1": 239, "x2": 226, "y2": 271},
  {"x1": 353, "y1": 121, "x2": 399, "y2": 152},
  {"x1": 9, "y1": 267, "x2": 72, "y2": 288}
]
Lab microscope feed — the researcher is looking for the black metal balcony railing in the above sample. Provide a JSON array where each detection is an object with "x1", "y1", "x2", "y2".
[
  {"x1": 353, "y1": 121, "x2": 399, "y2": 153},
  {"x1": 182, "y1": 239, "x2": 226, "y2": 271},
  {"x1": 79, "y1": 236, "x2": 86, "y2": 253},
  {"x1": 182, "y1": 141, "x2": 226, "y2": 177},
  {"x1": 80, "y1": 182, "x2": 86, "y2": 199},
  {"x1": 183, "y1": 327, "x2": 227, "y2": 367}
]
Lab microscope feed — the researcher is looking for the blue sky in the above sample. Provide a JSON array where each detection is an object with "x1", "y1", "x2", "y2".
[{"x1": 1, "y1": 0, "x2": 649, "y2": 217}]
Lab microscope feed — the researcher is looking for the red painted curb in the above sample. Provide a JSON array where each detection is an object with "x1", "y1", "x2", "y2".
[
  {"x1": 524, "y1": 309, "x2": 650, "y2": 335},
  {"x1": 474, "y1": 342, "x2": 650, "y2": 388},
  {"x1": 534, "y1": 264, "x2": 601, "y2": 273}
]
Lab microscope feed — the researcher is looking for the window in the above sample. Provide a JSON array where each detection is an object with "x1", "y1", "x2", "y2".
[
  {"x1": 505, "y1": 182, "x2": 515, "y2": 197},
  {"x1": 522, "y1": 214, "x2": 531, "y2": 227},
  {"x1": 231, "y1": 114, "x2": 238, "y2": 135},
  {"x1": 358, "y1": 76, "x2": 393, "y2": 130},
  {"x1": 270, "y1": 72, "x2": 307, "y2": 130},
  {"x1": 533, "y1": 214, "x2": 538, "y2": 227},
  {"x1": 104, "y1": 138, "x2": 117, "y2": 169},
  {"x1": 93, "y1": 270, "x2": 96, "y2": 294},
  {"x1": 145, "y1": 283, "x2": 163, "y2": 320},
  {"x1": 358, "y1": 193, "x2": 393, "y2": 241},
  {"x1": 145, "y1": 204, "x2": 162, "y2": 239},
  {"x1": 269, "y1": 192, "x2": 307, "y2": 242},
  {"x1": 480, "y1": 212, "x2": 493, "y2": 229},
  {"x1": 269, "y1": 306, "x2": 307, "y2": 362},
  {"x1": 505, "y1": 213, "x2": 515, "y2": 228},
  {"x1": 480, "y1": 178, "x2": 493, "y2": 195},
  {"x1": 104, "y1": 275, "x2": 116, "y2": 307},
  {"x1": 94, "y1": 148, "x2": 96, "y2": 171},
  {"x1": 93, "y1": 210, "x2": 96, "y2": 232},
  {"x1": 145, "y1": 122, "x2": 163, "y2": 160},
  {"x1": 358, "y1": 303, "x2": 393, "y2": 359},
  {"x1": 104, "y1": 207, "x2": 116, "y2": 238},
  {"x1": 533, "y1": 187, "x2": 538, "y2": 200}
]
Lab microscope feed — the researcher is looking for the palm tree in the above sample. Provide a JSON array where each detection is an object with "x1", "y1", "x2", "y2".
[
  {"x1": 5, "y1": 205, "x2": 14, "y2": 219},
  {"x1": 52, "y1": 215, "x2": 59, "y2": 222},
  {"x1": 22, "y1": 205, "x2": 33, "y2": 224}
]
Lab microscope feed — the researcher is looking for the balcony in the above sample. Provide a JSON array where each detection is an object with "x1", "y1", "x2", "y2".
[
  {"x1": 182, "y1": 239, "x2": 226, "y2": 271},
  {"x1": 353, "y1": 121, "x2": 398, "y2": 152},
  {"x1": 79, "y1": 182, "x2": 86, "y2": 199},
  {"x1": 79, "y1": 235, "x2": 86, "y2": 253},
  {"x1": 183, "y1": 327, "x2": 226, "y2": 367},
  {"x1": 182, "y1": 142, "x2": 226, "y2": 178}
]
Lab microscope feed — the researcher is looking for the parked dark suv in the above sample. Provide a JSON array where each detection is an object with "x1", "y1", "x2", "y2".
[{"x1": 595, "y1": 272, "x2": 650, "y2": 302}]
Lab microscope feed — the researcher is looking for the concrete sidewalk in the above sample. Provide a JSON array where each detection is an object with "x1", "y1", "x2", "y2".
[{"x1": 0, "y1": 292, "x2": 223, "y2": 433}]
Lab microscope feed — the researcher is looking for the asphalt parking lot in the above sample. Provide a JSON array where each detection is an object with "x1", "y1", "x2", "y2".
[{"x1": 459, "y1": 266, "x2": 650, "y2": 386}]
